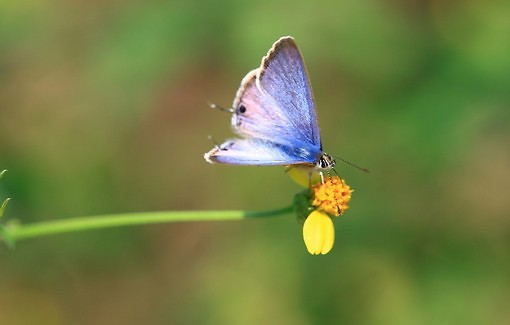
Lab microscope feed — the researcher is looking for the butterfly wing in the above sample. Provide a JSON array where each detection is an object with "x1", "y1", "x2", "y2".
[
  {"x1": 204, "y1": 138, "x2": 320, "y2": 166},
  {"x1": 205, "y1": 36, "x2": 323, "y2": 166},
  {"x1": 228, "y1": 70, "x2": 297, "y2": 146},
  {"x1": 231, "y1": 36, "x2": 321, "y2": 147}
]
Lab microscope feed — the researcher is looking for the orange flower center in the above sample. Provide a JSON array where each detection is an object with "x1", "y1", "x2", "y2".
[{"x1": 312, "y1": 176, "x2": 353, "y2": 217}]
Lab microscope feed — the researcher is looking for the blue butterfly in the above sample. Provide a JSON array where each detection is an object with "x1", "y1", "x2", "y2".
[{"x1": 204, "y1": 36, "x2": 335, "y2": 171}]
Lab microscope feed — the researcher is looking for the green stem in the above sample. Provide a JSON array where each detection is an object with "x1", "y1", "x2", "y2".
[{"x1": 2, "y1": 206, "x2": 293, "y2": 243}]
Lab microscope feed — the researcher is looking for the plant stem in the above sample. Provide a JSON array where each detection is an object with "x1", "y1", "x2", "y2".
[{"x1": 2, "y1": 206, "x2": 293, "y2": 243}]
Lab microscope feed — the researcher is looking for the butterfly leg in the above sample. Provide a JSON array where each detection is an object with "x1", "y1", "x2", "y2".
[{"x1": 329, "y1": 169, "x2": 344, "y2": 215}]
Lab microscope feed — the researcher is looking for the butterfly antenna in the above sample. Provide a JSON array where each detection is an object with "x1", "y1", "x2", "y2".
[
  {"x1": 208, "y1": 101, "x2": 234, "y2": 113},
  {"x1": 333, "y1": 156, "x2": 370, "y2": 173},
  {"x1": 207, "y1": 135, "x2": 222, "y2": 149}
]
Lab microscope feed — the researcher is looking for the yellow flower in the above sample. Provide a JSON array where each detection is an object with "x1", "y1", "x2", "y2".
[
  {"x1": 303, "y1": 210, "x2": 334, "y2": 255},
  {"x1": 312, "y1": 176, "x2": 353, "y2": 217},
  {"x1": 297, "y1": 174, "x2": 354, "y2": 255},
  {"x1": 286, "y1": 166, "x2": 322, "y2": 188}
]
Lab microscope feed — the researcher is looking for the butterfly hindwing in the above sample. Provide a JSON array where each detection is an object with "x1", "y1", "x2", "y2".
[{"x1": 205, "y1": 138, "x2": 320, "y2": 166}]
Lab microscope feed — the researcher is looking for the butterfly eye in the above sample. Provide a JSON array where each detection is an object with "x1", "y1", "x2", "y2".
[{"x1": 238, "y1": 105, "x2": 247, "y2": 114}]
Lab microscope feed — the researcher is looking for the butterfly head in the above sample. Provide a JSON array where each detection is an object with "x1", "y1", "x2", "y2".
[{"x1": 316, "y1": 153, "x2": 335, "y2": 170}]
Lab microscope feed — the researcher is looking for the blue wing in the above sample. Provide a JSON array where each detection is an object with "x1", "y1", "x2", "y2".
[
  {"x1": 204, "y1": 138, "x2": 322, "y2": 166},
  {"x1": 231, "y1": 36, "x2": 321, "y2": 147},
  {"x1": 205, "y1": 36, "x2": 323, "y2": 166}
]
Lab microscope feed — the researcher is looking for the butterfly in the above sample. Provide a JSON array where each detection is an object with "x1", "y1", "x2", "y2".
[{"x1": 204, "y1": 36, "x2": 336, "y2": 173}]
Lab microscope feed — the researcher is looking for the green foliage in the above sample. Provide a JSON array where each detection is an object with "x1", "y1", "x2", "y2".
[
  {"x1": 1, "y1": 0, "x2": 510, "y2": 323},
  {"x1": 0, "y1": 170, "x2": 14, "y2": 248}
]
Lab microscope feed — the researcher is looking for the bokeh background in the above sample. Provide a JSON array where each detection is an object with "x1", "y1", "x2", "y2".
[{"x1": 1, "y1": 0, "x2": 510, "y2": 324}]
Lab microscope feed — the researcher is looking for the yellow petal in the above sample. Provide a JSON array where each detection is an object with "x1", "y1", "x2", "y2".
[
  {"x1": 286, "y1": 166, "x2": 322, "y2": 188},
  {"x1": 303, "y1": 210, "x2": 335, "y2": 255}
]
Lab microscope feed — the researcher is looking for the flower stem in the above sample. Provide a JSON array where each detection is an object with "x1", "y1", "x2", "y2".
[{"x1": 1, "y1": 206, "x2": 293, "y2": 244}]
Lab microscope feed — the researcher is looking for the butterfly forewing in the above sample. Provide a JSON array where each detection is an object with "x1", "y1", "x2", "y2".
[
  {"x1": 230, "y1": 71, "x2": 290, "y2": 141},
  {"x1": 232, "y1": 37, "x2": 321, "y2": 148},
  {"x1": 256, "y1": 37, "x2": 321, "y2": 147},
  {"x1": 205, "y1": 36, "x2": 324, "y2": 166}
]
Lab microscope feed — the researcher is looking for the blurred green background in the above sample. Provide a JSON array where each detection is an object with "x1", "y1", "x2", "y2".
[{"x1": 1, "y1": 0, "x2": 510, "y2": 324}]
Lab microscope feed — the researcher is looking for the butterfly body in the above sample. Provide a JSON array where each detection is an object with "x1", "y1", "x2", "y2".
[{"x1": 204, "y1": 36, "x2": 335, "y2": 171}]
